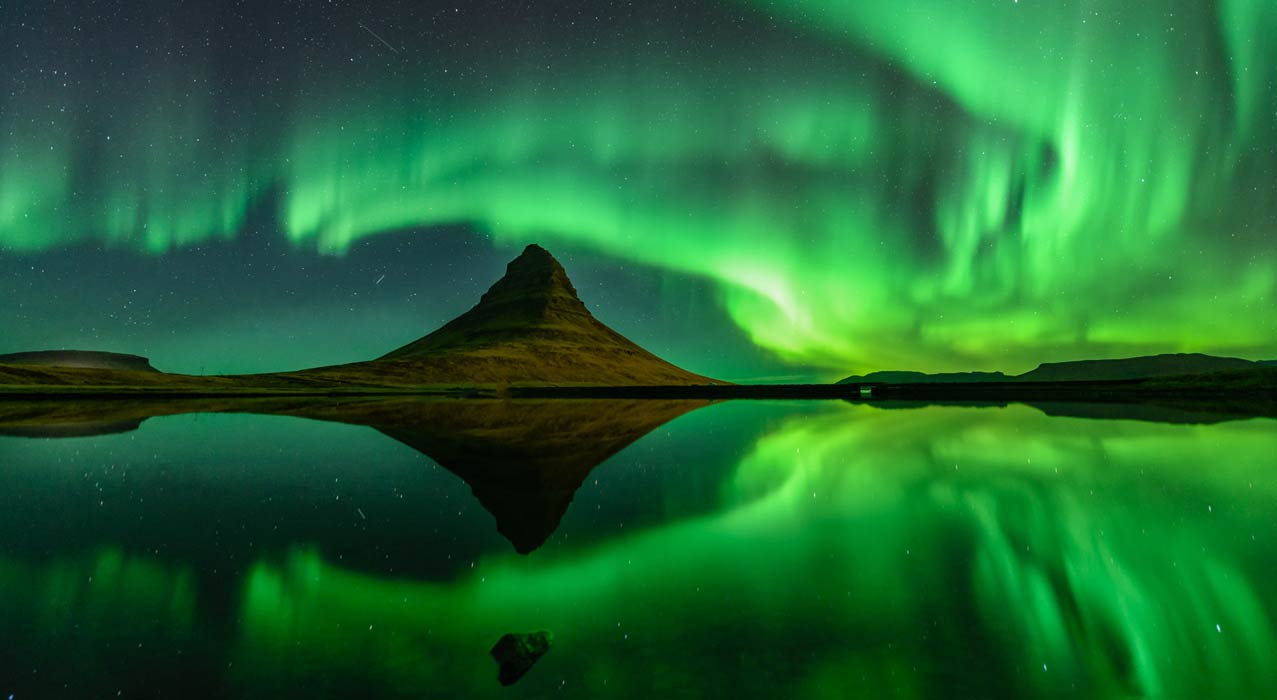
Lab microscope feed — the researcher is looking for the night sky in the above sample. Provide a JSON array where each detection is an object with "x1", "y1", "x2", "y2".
[{"x1": 2, "y1": 0, "x2": 1275, "y2": 380}]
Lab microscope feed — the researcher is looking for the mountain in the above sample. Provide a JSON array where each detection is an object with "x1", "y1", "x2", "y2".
[
  {"x1": 1259, "y1": 360, "x2": 1277, "y2": 367},
  {"x1": 837, "y1": 370, "x2": 1009, "y2": 385},
  {"x1": 1016, "y1": 353, "x2": 1257, "y2": 382},
  {"x1": 363, "y1": 398, "x2": 703, "y2": 553},
  {"x1": 304, "y1": 244, "x2": 714, "y2": 386},
  {"x1": 0, "y1": 350, "x2": 158, "y2": 373}
]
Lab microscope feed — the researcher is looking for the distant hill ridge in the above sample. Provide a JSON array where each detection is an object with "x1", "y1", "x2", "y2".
[
  {"x1": 839, "y1": 353, "x2": 1267, "y2": 385},
  {"x1": 0, "y1": 350, "x2": 158, "y2": 373},
  {"x1": 837, "y1": 371, "x2": 1010, "y2": 385},
  {"x1": 1017, "y1": 353, "x2": 1256, "y2": 382}
]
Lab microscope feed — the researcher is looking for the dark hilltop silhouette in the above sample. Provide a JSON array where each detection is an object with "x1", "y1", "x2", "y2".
[
  {"x1": 1018, "y1": 353, "x2": 1259, "y2": 382},
  {"x1": 835, "y1": 352, "x2": 1276, "y2": 413},
  {"x1": 837, "y1": 370, "x2": 1011, "y2": 385},
  {"x1": 840, "y1": 353, "x2": 1268, "y2": 385},
  {"x1": 0, "y1": 350, "x2": 158, "y2": 373}
]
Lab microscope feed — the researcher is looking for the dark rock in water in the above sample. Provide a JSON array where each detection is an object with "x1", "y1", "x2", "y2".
[{"x1": 490, "y1": 630, "x2": 553, "y2": 686}]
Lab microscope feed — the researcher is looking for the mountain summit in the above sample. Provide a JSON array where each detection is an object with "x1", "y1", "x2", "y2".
[
  {"x1": 384, "y1": 244, "x2": 597, "y2": 358},
  {"x1": 362, "y1": 244, "x2": 713, "y2": 385}
]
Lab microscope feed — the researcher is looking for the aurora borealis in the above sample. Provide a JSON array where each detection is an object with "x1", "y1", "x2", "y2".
[{"x1": 2, "y1": 0, "x2": 1276, "y2": 375}]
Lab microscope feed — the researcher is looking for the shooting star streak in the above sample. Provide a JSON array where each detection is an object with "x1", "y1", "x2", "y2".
[{"x1": 358, "y1": 21, "x2": 401, "y2": 55}]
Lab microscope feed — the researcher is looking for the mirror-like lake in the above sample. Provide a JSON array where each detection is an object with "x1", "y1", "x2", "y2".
[{"x1": 2, "y1": 399, "x2": 1275, "y2": 698}]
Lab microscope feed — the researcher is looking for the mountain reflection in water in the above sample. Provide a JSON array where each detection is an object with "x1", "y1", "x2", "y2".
[{"x1": 1, "y1": 399, "x2": 1275, "y2": 698}]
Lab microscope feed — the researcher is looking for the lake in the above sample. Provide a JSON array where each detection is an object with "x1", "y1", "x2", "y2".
[{"x1": 1, "y1": 398, "x2": 1275, "y2": 698}]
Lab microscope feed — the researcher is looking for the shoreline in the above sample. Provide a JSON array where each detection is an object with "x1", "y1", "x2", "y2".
[{"x1": 1, "y1": 378, "x2": 1273, "y2": 403}]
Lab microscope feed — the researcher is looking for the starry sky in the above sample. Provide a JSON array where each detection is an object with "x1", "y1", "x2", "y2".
[{"x1": 1, "y1": 0, "x2": 1275, "y2": 380}]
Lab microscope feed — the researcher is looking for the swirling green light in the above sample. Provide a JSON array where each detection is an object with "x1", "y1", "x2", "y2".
[{"x1": 1, "y1": 0, "x2": 1274, "y2": 372}]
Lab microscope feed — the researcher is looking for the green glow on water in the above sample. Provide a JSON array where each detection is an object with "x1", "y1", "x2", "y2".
[
  {"x1": 0, "y1": 548, "x2": 202, "y2": 689},
  {"x1": 0, "y1": 548, "x2": 198, "y2": 636},
  {"x1": 6, "y1": 404, "x2": 1274, "y2": 697},
  {"x1": 220, "y1": 405, "x2": 1277, "y2": 697}
]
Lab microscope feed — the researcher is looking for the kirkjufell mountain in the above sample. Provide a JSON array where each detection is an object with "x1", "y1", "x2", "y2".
[{"x1": 306, "y1": 243, "x2": 714, "y2": 386}]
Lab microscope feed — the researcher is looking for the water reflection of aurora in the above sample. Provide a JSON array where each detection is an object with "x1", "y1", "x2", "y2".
[{"x1": 3, "y1": 404, "x2": 1277, "y2": 698}]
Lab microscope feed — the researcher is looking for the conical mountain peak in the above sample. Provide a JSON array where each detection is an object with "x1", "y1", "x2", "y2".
[
  {"x1": 373, "y1": 244, "x2": 714, "y2": 385},
  {"x1": 476, "y1": 244, "x2": 582, "y2": 310}
]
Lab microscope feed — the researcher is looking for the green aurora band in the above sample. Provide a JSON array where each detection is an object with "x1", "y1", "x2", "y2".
[{"x1": 2, "y1": 0, "x2": 1275, "y2": 372}]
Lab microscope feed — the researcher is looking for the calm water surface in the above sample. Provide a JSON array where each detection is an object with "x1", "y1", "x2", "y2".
[{"x1": 1, "y1": 399, "x2": 1275, "y2": 698}]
